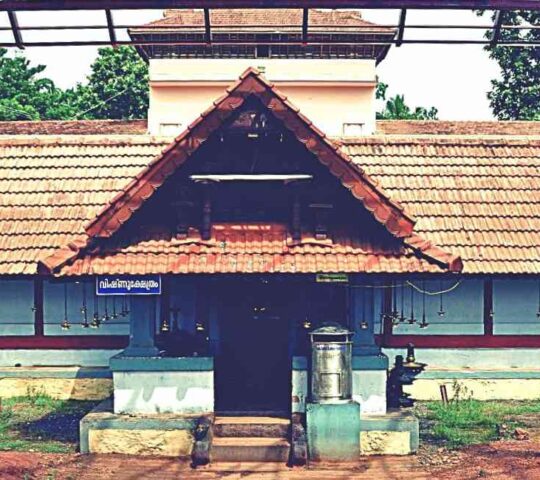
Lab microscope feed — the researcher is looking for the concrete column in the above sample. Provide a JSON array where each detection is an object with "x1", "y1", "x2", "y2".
[{"x1": 122, "y1": 296, "x2": 160, "y2": 357}]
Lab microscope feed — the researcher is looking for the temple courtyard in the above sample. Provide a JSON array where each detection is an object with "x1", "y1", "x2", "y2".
[{"x1": 0, "y1": 396, "x2": 539, "y2": 479}]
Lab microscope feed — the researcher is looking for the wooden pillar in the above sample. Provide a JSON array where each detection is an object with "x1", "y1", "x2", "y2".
[
  {"x1": 34, "y1": 277, "x2": 44, "y2": 336},
  {"x1": 483, "y1": 278, "x2": 494, "y2": 336}
]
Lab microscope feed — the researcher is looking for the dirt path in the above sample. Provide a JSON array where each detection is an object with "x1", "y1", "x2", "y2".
[{"x1": 0, "y1": 440, "x2": 539, "y2": 480}]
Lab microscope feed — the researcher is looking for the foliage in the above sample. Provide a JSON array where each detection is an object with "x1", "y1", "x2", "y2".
[
  {"x1": 376, "y1": 81, "x2": 438, "y2": 120},
  {"x1": 481, "y1": 11, "x2": 540, "y2": 120},
  {"x1": 417, "y1": 382, "x2": 540, "y2": 449},
  {"x1": 0, "y1": 394, "x2": 98, "y2": 453},
  {"x1": 0, "y1": 46, "x2": 148, "y2": 121},
  {"x1": 72, "y1": 46, "x2": 149, "y2": 120},
  {"x1": 0, "y1": 48, "x2": 76, "y2": 121}
]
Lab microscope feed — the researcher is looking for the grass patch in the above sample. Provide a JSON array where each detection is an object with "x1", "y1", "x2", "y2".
[
  {"x1": 0, "y1": 393, "x2": 99, "y2": 453},
  {"x1": 416, "y1": 383, "x2": 540, "y2": 449}
]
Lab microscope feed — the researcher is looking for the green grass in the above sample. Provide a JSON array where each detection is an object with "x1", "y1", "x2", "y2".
[
  {"x1": 0, "y1": 394, "x2": 99, "y2": 453},
  {"x1": 417, "y1": 396, "x2": 540, "y2": 449}
]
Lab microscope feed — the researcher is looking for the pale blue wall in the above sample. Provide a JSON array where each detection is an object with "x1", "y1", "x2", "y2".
[
  {"x1": 0, "y1": 279, "x2": 34, "y2": 335},
  {"x1": 392, "y1": 279, "x2": 484, "y2": 335},
  {"x1": 493, "y1": 279, "x2": 540, "y2": 335},
  {"x1": 43, "y1": 280, "x2": 130, "y2": 335}
]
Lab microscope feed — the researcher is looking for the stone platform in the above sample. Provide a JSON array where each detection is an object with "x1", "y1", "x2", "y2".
[
  {"x1": 80, "y1": 399, "x2": 200, "y2": 456},
  {"x1": 80, "y1": 399, "x2": 418, "y2": 458}
]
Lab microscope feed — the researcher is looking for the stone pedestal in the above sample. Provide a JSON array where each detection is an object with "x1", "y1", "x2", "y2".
[{"x1": 306, "y1": 402, "x2": 361, "y2": 462}]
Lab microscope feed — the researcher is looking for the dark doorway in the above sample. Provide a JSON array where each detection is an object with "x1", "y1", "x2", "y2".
[{"x1": 215, "y1": 278, "x2": 292, "y2": 415}]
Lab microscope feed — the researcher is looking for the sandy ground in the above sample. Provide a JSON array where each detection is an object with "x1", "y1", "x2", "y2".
[{"x1": 0, "y1": 439, "x2": 539, "y2": 479}]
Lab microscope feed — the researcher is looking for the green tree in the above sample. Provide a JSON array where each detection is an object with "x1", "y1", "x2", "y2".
[
  {"x1": 483, "y1": 11, "x2": 540, "y2": 120},
  {"x1": 73, "y1": 46, "x2": 148, "y2": 120},
  {"x1": 0, "y1": 48, "x2": 76, "y2": 120},
  {"x1": 376, "y1": 82, "x2": 438, "y2": 120}
]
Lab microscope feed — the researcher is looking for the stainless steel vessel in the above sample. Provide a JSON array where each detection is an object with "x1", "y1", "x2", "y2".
[{"x1": 309, "y1": 323, "x2": 353, "y2": 404}]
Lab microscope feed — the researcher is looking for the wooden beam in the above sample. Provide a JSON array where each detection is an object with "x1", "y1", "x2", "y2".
[
  {"x1": 1, "y1": 1, "x2": 539, "y2": 11},
  {"x1": 105, "y1": 9, "x2": 117, "y2": 47},
  {"x1": 0, "y1": 336, "x2": 128, "y2": 349},
  {"x1": 302, "y1": 8, "x2": 309, "y2": 45},
  {"x1": 7, "y1": 11, "x2": 24, "y2": 49},
  {"x1": 396, "y1": 9, "x2": 407, "y2": 47},
  {"x1": 378, "y1": 334, "x2": 540, "y2": 348},
  {"x1": 190, "y1": 174, "x2": 313, "y2": 182},
  {"x1": 204, "y1": 8, "x2": 212, "y2": 44}
]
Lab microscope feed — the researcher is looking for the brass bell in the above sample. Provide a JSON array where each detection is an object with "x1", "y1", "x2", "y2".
[
  {"x1": 302, "y1": 318, "x2": 312, "y2": 330},
  {"x1": 196, "y1": 322, "x2": 205, "y2": 332},
  {"x1": 90, "y1": 313, "x2": 100, "y2": 329},
  {"x1": 161, "y1": 319, "x2": 170, "y2": 333}
]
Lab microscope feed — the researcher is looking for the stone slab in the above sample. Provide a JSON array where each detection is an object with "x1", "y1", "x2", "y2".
[
  {"x1": 360, "y1": 410, "x2": 419, "y2": 453},
  {"x1": 110, "y1": 354, "x2": 213, "y2": 372},
  {"x1": 80, "y1": 398, "x2": 199, "y2": 455},
  {"x1": 0, "y1": 377, "x2": 112, "y2": 400},
  {"x1": 88, "y1": 428, "x2": 193, "y2": 456},
  {"x1": 360, "y1": 431, "x2": 411, "y2": 455}
]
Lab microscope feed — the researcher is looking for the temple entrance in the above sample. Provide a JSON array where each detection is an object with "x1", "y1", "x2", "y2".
[{"x1": 215, "y1": 278, "x2": 292, "y2": 415}]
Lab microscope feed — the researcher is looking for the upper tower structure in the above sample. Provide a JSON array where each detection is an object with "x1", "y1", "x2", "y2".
[{"x1": 130, "y1": 9, "x2": 395, "y2": 136}]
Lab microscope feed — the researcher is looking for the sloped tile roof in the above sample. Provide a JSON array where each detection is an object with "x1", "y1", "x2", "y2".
[
  {"x1": 0, "y1": 132, "x2": 537, "y2": 275},
  {"x1": 61, "y1": 224, "x2": 444, "y2": 276},
  {"x1": 134, "y1": 9, "x2": 392, "y2": 33}
]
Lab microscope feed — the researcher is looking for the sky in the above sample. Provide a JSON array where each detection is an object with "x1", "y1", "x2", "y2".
[{"x1": 0, "y1": 8, "x2": 501, "y2": 120}]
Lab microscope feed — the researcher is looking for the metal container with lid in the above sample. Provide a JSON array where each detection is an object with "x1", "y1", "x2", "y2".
[{"x1": 309, "y1": 323, "x2": 354, "y2": 404}]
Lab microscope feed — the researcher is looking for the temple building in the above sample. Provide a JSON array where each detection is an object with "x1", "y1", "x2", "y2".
[{"x1": 0, "y1": 8, "x2": 539, "y2": 460}]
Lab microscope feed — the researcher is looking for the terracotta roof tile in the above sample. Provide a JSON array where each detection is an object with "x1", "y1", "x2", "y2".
[
  {"x1": 134, "y1": 9, "x2": 391, "y2": 33},
  {"x1": 0, "y1": 132, "x2": 536, "y2": 275},
  {"x1": 0, "y1": 113, "x2": 538, "y2": 275}
]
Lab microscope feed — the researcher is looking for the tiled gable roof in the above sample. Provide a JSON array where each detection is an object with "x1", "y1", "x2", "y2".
[
  {"x1": 38, "y1": 68, "x2": 457, "y2": 276},
  {"x1": 0, "y1": 132, "x2": 536, "y2": 275}
]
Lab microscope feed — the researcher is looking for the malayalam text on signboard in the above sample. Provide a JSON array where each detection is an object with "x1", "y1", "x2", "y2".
[{"x1": 96, "y1": 275, "x2": 161, "y2": 296}]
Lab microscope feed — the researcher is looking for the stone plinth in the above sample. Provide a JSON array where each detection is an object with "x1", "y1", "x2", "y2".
[
  {"x1": 306, "y1": 401, "x2": 361, "y2": 462},
  {"x1": 110, "y1": 354, "x2": 214, "y2": 414},
  {"x1": 80, "y1": 398, "x2": 198, "y2": 456}
]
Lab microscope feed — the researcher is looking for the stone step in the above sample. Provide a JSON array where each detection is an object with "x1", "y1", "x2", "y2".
[
  {"x1": 211, "y1": 437, "x2": 290, "y2": 463},
  {"x1": 214, "y1": 416, "x2": 290, "y2": 438}
]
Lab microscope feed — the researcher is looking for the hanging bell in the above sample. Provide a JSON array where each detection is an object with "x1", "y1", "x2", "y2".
[
  {"x1": 160, "y1": 318, "x2": 170, "y2": 333},
  {"x1": 419, "y1": 313, "x2": 429, "y2": 329},
  {"x1": 302, "y1": 317, "x2": 312, "y2": 330},
  {"x1": 195, "y1": 322, "x2": 205, "y2": 333},
  {"x1": 80, "y1": 305, "x2": 89, "y2": 328},
  {"x1": 61, "y1": 318, "x2": 71, "y2": 330},
  {"x1": 360, "y1": 320, "x2": 369, "y2": 330},
  {"x1": 90, "y1": 313, "x2": 100, "y2": 328}
]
